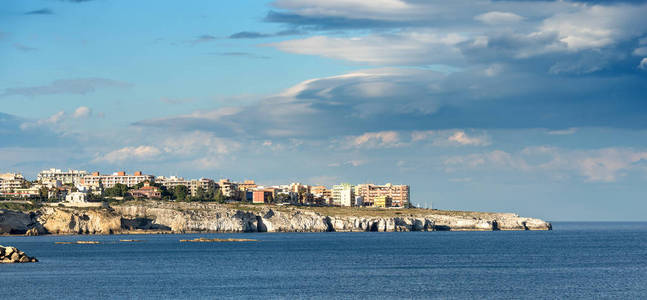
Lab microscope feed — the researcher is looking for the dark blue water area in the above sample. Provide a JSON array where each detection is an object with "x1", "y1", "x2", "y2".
[{"x1": 2, "y1": 222, "x2": 647, "y2": 299}]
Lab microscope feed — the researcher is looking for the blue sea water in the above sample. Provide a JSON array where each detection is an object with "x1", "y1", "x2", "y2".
[{"x1": 2, "y1": 222, "x2": 647, "y2": 299}]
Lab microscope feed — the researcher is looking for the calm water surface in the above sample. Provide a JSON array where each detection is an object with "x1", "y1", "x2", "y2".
[{"x1": 2, "y1": 222, "x2": 647, "y2": 299}]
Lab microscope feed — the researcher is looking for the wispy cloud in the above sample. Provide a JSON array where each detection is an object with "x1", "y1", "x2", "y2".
[
  {"x1": 229, "y1": 31, "x2": 272, "y2": 39},
  {"x1": 14, "y1": 43, "x2": 37, "y2": 52},
  {"x1": 228, "y1": 29, "x2": 304, "y2": 39},
  {"x1": 24, "y1": 8, "x2": 53, "y2": 15},
  {"x1": 189, "y1": 34, "x2": 217, "y2": 45},
  {"x1": 213, "y1": 52, "x2": 270, "y2": 59},
  {"x1": 1, "y1": 78, "x2": 132, "y2": 97},
  {"x1": 444, "y1": 146, "x2": 647, "y2": 182}
]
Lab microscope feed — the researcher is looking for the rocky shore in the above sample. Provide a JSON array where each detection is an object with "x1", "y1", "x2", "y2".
[
  {"x1": 0, "y1": 245, "x2": 38, "y2": 263},
  {"x1": 0, "y1": 201, "x2": 551, "y2": 235}
]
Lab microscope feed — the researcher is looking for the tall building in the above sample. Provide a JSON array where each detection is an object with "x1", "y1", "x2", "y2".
[
  {"x1": 37, "y1": 168, "x2": 88, "y2": 184},
  {"x1": 332, "y1": 183, "x2": 354, "y2": 207},
  {"x1": 355, "y1": 183, "x2": 410, "y2": 207},
  {"x1": 80, "y1": 171, "x2": 154, "y2": 188}
]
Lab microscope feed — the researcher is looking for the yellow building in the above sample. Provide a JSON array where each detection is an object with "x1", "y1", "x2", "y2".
[{"x1": 373, "y1": 196, "x2": 392, "y2": 208}]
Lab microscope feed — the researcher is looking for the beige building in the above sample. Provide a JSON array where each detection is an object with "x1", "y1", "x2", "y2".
[
  {"x1": 0, "y1": 173, "x2": 28, "y2": 192},
  {"x1": 155, "y1": 176, "x2": 216, "y2": 196},
  {"x1": 218, "y1": 179, "x2": 239, "y2": 198},
  {"x1": 355, "y1": 183, "x2": 410, "y2": 207},
  {"x1": 80, "y1": 171, "x2": 154, "y2": 188},
  {"x1": 37, "y1": 168, "x2": 88, "y2": 184}
]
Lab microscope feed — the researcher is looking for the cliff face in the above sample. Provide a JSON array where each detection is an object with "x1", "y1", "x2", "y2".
[{"x1": 0, "y1": 202, "x2": 551, "y2": 235}]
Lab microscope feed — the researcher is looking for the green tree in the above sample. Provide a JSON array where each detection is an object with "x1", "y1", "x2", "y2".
[
  {"x1": 38, "y1": 187, "x2": 49, "y2": 200},
  {"x1": 104, "y1": 183, "x2": 129, "y2": 197},
  {"x1": 172, "y1": 185, "x2": 189, "y2": 201},
  {"x1": 213, "y1": 189, "x2": 224, "y2": 203},
  {"x1": 195, "y1": 187, "x2": 206, "y2": 201}
]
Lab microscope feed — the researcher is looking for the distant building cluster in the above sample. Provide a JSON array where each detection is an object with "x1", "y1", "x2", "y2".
[{"x1": 0, "y1": 168, "x2": 411, "y2": 208}]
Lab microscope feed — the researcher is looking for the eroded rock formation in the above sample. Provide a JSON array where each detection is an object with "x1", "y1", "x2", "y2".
[{"x1": 0, "y1": 202, "x2": 551, "y2": 235}]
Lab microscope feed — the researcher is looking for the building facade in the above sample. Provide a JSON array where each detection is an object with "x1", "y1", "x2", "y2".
[
  {"x1": 37, "y1": 168, "x2": 88, "y2": 184},
  {"x1": 252, "y1": 190, "x2": 273, "y2": 204},
  {"x1": 128, "y1": 182, "x2": 162, "y2": 199},
  {"x1": 0, "y1": 173, "x2": 28, "y2": 193},
  {"x1": 355, "y1": 183, "x2": 410, "y2": 207},
  {"x1": 156, "y1": 176, "x2": 216, "y2": 197},
  {"x1": 373, "y1": 196, "x2": 392, "y2": 208},
  {"x1": 65, "y1": 191, "x2": 88, "y2": 203},
  {"x1": 80, "y1": 171, "x2": 154, "y2": 188},
  {"x1": 332, "y1": 183, "x2": 354, "y2": 207}
]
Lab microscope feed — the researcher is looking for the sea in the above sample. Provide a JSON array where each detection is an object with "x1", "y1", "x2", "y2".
[{"x1": 2, "y1": 222, "x2": 647, "y2": 299}]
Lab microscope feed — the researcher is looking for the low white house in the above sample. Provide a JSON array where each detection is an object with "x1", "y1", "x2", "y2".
[{"x1": 65, "y1": 191, "x2": 87, "y2": 203}]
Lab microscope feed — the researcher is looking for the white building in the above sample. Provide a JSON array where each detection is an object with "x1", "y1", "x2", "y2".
[
  {"x1": 332, "y1": 183, "x2": 354, "y2": 207},
  {"x1": 65, "y1": 191, "x2": 87, "y2": 203},
  {"x1": 0, "y1": 173, "x2": 27, "y2": 192},
  {"x1": 80, "y1": 171, "x2": 154, "y2": 188},
  {"x1": 37, "y1": 168, "x2": 88, "y2": 184}
]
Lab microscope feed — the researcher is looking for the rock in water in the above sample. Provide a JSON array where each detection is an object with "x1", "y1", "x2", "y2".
[{"x1": 0, "y1": 245, "x2": 38, "y2": 263}]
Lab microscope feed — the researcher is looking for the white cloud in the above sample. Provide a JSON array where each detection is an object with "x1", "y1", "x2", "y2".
[
  {"x1": 475, "y1": 11, "x2": 524, "y2": 25},
  {"x1": 346, "y1": 160, "x2": 366, "y2": 167},
  {"x1": 94, "y1": 146, "x2": 162, "y2": 163},
  {"x1": 633, "y1": 47, "x2": 647, "y2": 56},
  {"x1": 72, "y1": 106, "x2": 92, "y2": 119},
  {"x1": 19, "y1": 111, "x2": 65, "y2": 130},
  {"x1": 639, "y1": 58, "x2": 647, "y2": 70},
  {"x1": 93, "y1": 131, "x2": 239, "y2": 165},
  {"x1": 538, "y1": 4, "x2": 647, "y2": 52},
  {"x1": 269, "y1": 32, "x2": 467, "y2": 66},
  {"x1": 349, "y1": 131, "x2": 401, "y2": 148},
  {"x1": 411, "y1": 130, "x2": 490, "y2": 147},
  {"x1": 444, "y1": 147, "x2": 647, "y2": 182},
  {"x1": 447, "y1": 131, "x2": 490, "y2": 146}
]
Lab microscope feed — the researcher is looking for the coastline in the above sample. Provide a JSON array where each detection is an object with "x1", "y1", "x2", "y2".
[{"x1": 0, "y1": 201, "x2": 552, "y2": 235}]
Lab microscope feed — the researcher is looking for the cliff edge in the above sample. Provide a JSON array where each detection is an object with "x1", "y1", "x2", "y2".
[{"x1": 0, "y1": 202, "x2": 551, "y2": 235}]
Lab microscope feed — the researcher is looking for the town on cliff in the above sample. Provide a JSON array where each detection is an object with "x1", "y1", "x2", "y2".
[
  {"x1": 0, "y1": 168, "x2": 412, "y2": 209},
  {"x1": 0, "y1": 169, "x2": 552, "y2": 236}
]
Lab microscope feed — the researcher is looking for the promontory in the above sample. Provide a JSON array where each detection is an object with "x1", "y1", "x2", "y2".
[{"x1": 0, "y1": 201, "x2": 551, "y2": 235}]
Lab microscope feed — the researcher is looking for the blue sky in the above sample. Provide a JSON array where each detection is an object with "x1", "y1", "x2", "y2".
[{"x1": 2, "y1": 0, "x2": 647, "y2": 221}]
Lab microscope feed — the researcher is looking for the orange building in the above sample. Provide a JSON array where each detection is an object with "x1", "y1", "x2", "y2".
[
  {"x1": 253, "y1": 190, "x2": 273, "y2": 204},
  {"x1": 128, "y1": 182, "x2": 162, "y2": 199}
]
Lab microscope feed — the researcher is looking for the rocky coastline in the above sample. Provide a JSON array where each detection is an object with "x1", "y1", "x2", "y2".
[{"x1": 0, "y1": 201, "x2": 551, "y2": 235}]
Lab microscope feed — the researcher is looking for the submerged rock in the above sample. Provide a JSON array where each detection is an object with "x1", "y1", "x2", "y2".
[{"x1": 0, "y1": 245, "x2": 38, "y2": 263}]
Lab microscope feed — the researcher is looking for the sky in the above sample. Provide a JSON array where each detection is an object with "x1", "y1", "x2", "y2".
[{"x1": 2, "y1": 0, "x2": 647, "y2": 221}]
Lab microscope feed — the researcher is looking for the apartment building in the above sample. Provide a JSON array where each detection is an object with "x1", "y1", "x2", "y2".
[
  {"x1": 156, "y1": 176, "x2": 216, "y2": 197},
  {"x1": 311, "y1": 185, "x2": 332, "y2": 203},
  {"x1": 355, "y1": 183, "x2": 410, "y2": 207},
  {"x1": 237, "y1": 180, "x2": 257, "y2": 191},
  {"x1": 332, "y1": 183, "x2": 354, "y2": 207},
  {"x1": 252, "y1": 190, "x2": 273, "y2": 204},
  {"x1": 37, "y1": 168, "x2": 88, "y2": 184},
  {"x1": 80, "y1": 171, "x2": 154, "y2": 188},
  {"x1": 373, "y1": 196, "x2": 393, "y2": 208},
  {"x1": 0, "y1": 173, "x2": 28, "y2": 192},
  {"x1": 218, "y1": 179, "x2": 239, "y2": 198}
]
